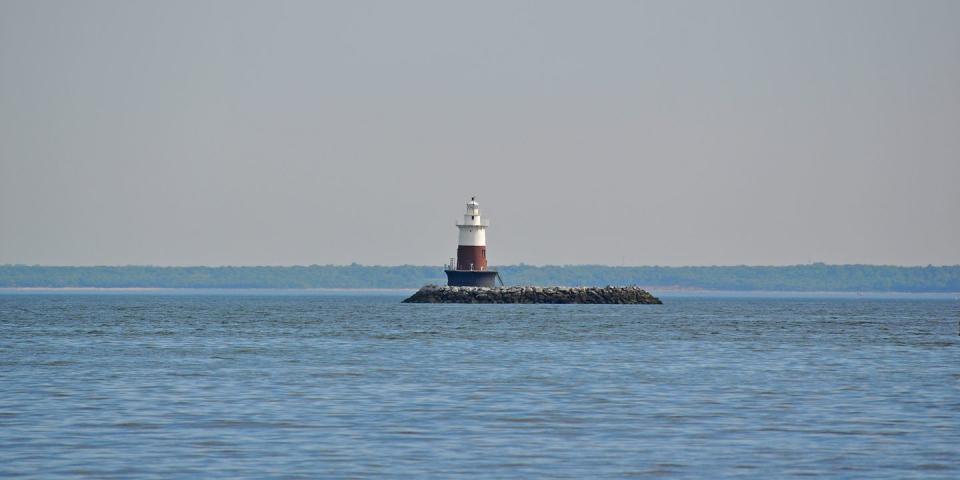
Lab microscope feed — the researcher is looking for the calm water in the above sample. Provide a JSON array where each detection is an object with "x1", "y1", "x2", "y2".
[{"x1": 1, "y1": 292, "x2": 958, "y2": 478}]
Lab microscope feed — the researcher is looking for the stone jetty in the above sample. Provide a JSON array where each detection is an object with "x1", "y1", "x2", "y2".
[{"x1": 403, "y1": 285, "x2": 661, "y2": 304}]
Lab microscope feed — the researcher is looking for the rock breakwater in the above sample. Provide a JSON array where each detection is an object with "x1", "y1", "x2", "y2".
[{"x1": 403, "y1": 285, "x2": 661, "y2": 304}]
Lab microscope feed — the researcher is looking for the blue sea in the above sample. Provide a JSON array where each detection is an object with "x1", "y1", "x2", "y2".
[{"x1": 1, "y1": 290, "x2": 958, "y2": 478}]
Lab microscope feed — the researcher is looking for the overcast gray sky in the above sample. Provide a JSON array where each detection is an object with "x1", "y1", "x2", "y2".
[{"x1": 1, "y1": 0, "x2": 958, "y2": 267}]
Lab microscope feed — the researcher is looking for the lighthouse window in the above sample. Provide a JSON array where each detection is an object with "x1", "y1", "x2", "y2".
[{"x1": 471, "y1": 216, "x2": 475, "y2": 220}]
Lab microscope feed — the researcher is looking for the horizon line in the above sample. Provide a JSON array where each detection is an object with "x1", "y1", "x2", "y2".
[{"x1": 3, "y1": 263, "x2": 959, "y2": 269}]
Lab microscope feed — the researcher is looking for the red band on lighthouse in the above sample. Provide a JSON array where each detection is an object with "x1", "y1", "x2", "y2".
[{"x1": 456, "y1": 245, "x2": 486, "y2": 271}]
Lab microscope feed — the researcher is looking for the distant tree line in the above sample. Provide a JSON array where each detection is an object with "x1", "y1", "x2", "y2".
[{"x1": 1, "y1": 263, "x2": 958, "y2": 292}]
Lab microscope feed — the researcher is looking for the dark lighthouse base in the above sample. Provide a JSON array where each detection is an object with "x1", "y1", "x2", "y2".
[{"x1": 445, "y1": 270, "x2": 499, "y2": 288}]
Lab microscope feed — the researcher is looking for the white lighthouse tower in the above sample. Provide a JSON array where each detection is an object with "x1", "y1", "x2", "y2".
[{"x1": 445, "y1": 197, "x2": 499, "y2": 287}]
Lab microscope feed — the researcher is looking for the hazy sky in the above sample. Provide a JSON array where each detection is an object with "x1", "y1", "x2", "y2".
[{"x1": 1, "y1": 0, "x2": 958, "y2": 266}]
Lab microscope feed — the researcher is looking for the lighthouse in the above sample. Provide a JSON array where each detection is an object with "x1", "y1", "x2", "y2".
[{"x1": 445, "y1": 197, "x2": 499, "y2": 288}]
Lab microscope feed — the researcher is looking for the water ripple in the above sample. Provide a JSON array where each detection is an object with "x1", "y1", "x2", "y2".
[{"x1": 0, "y1": 294, "x2": 957, "y2": 478}]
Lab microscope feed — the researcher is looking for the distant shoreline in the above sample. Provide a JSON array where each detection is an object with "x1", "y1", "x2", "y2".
[
  {"x1": 2, "y1": 264, "x2": 959, "y2": 293},
  {"x1": 2, "y1": 287, "x2": 416, "y2": 291},
  {"x1": 0, "y1": 287, "x2": 416, "y2": 293}
]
